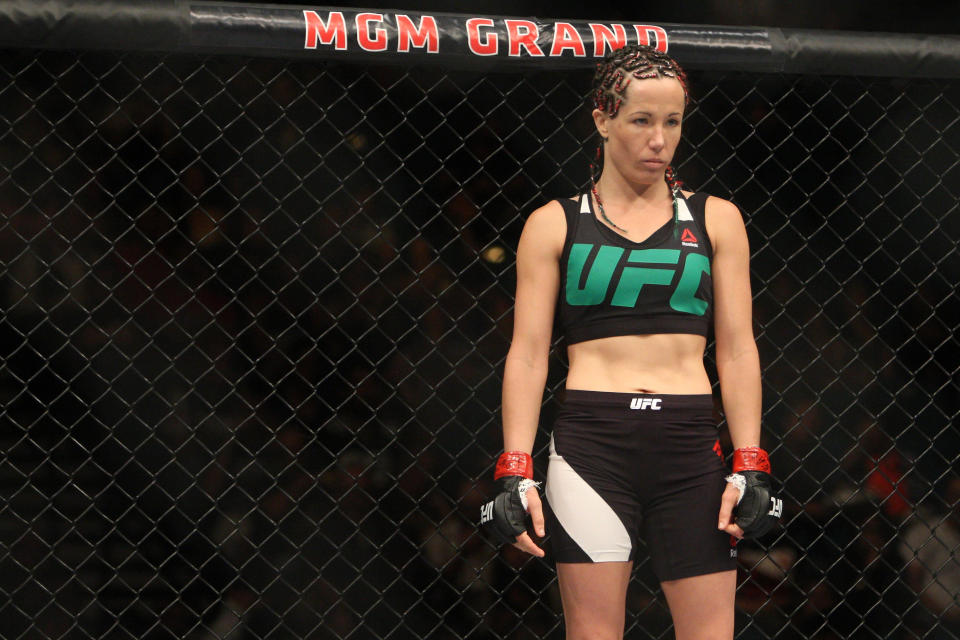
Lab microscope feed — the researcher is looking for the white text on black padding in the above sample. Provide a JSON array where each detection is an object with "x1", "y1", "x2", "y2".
[
  {"x1": 480, "y1": 501, "x2": 494, "y2": 524},
  {"x1": 630, "y1": 398, "x2": 662, "y2": 410}
]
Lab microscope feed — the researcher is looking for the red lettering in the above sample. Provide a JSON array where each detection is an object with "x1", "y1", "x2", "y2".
[
  {"x1": 550, "y1": 22, "x2": 585, "y2": 57},
  {"x1": 303, "y1": 10, "x2": 346, "y2": 50},
  {"x1": 396, "y1": 15, "x2": 439, "y2": 53},
  {"x1": 466, "y1": 18, "x2": 497, "y2": 56},
  {"x1": 504, "y1": 19, "x2": 543, "y2": 57},
  {"x1": 589, "y1": 23, "x2": 627, "y2": 56},
  {"x1": 356, "y1": 12, "x2": 388, "y2": 52},
  {"x1": 633, "y1": 25, "x2": 668, "y2": 52}
]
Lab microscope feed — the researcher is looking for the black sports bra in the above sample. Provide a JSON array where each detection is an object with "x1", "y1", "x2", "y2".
[{"x1": 556, "y1": 191, "x2": 714, "y2": 344}]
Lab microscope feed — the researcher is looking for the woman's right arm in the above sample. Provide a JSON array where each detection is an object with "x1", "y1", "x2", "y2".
[
  {"x1": 502, "y1": 201, "x2": 565, "y2": 454},
  {"x1": 496, "y1": 201, "x2": 565, "y2": 557}
]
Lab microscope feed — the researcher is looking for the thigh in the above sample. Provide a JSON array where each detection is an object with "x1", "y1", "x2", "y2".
[
  {"x1": 661, "y1": 570, "x2": 736, "y2": 640},
  {"x1": 642, "y1": 450, "x2": 737, "y2": 581},
  {"x1": 557, "y1": 561, "x2": 633, "y2": 640},
  {"x1": 545, "y1": 432, "x2": 639, "y2": 563}
]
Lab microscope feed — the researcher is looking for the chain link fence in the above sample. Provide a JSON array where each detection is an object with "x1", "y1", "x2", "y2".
[{"x1": 1, "y1": 35, "x2": 958, "y2": 640}]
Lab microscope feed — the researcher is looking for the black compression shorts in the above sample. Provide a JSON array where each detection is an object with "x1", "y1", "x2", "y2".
[{"x1": 544, "y1": 389, "x2": 738, "y2": 581}]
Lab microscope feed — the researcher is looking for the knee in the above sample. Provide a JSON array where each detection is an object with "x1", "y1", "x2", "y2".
[
  {"x1": 565, "y1": 622, "x2": 623, "y2": 640},
  {"x1": 672, "y1": 619, "x2": 733, "y2": 640},
  {"x1": 672, "y1": 620, "x2": 733, "y2": 640},
  {"x1": 674, "y1": 632, "x2": 732, "y2": 640}
]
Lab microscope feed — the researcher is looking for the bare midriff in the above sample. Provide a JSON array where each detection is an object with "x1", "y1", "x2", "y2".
[{"x1": 565, "y1": 333, "x2": 711, "y2": 394}]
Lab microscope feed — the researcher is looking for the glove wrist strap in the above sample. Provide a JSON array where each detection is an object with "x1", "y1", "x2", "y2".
[
  {"x1": 494, "y1": 451, "x2": 533, "y2": 480},
  {"x1": 732, "y1": 446, "x2": 771, "y2": 473}
]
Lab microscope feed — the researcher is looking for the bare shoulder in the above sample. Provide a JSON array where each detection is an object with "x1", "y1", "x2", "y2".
[
  {"x1": 519, "y1": 199, "x2": 567, "y2": 258},
  {"x1": 525, "y1": 198, "x2": 567, "y2": 231},
  {"x1": 704, "y1": 194, "x2": 744, "y2": 223},
  {"x1": 682, "y1": 190, "x2": 741, "y2": 222},
  {"x1": 703, "y1": 195, "x2": 747, "y2": 248}
]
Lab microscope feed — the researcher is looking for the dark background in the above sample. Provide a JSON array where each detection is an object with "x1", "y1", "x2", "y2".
[{"x1": 0, "y1": 3, "x2": 958, "y2": 640}]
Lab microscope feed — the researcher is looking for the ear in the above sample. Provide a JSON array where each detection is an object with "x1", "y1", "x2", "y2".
[{"x1": 592, "y1": 108, "x2": 609, "y2": 141}]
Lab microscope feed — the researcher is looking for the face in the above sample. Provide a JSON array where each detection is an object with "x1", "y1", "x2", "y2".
[{"x1": 593, "y1": 75, "x2": 686, "y2": 186}]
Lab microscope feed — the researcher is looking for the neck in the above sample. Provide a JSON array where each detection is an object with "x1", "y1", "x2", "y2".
[
  {"x1": 595, "y1": 171, "x2": 671, "y2": 206},
  {"x1": 591, "y1": 171, "x2": 678, "y2": 235}
]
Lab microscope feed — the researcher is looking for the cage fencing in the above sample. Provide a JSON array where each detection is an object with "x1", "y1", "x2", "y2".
[{"x1": 0, "y1": 4, "x2": 959, "y2": 640}]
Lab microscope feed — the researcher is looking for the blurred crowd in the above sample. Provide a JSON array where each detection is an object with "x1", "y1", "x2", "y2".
[{"x1": 0, "y1": 49, "x2": 957, "y2": 640}]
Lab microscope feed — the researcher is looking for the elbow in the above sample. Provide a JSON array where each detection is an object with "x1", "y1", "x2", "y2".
[
  {"x1": 505, "y1": 344, "x2": 549, "y2": 372},
  {"x1": 505, "y1": 340, "x2": 551, "y2": 376},
  {"x1": 714, "y1": 322, "x2": 758, "y2": 363},
  {"x1": 715, "y1": 336, "x2": 759, "y2": 370}
]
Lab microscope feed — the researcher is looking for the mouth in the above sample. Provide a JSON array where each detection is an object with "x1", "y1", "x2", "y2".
[{"x1": 641, "y1": 160, "x2": 665, "y2": 168}]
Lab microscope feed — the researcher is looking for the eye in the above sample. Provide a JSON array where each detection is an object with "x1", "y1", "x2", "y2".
[
  {"x1": 633, "y1": 117, "x2": 648, "y2": 125},
  {"x1": 668, "y1": 118, "x2": 681, "y2": 126}
]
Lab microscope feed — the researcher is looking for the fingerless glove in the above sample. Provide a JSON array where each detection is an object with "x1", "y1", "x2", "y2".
[
  {"x1": 480, "y1": 452, "x2": 539, "y2": 544},
  {"x1": 725, "y1": 447, "x2": 783, "y2": 538}
]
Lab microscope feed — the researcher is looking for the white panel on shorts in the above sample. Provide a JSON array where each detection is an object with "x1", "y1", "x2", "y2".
[{"x1": 546, "y1": 434, "x2": 632, "y2": 562}]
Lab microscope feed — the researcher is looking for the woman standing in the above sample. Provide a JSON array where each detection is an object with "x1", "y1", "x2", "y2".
[{"x1": 482, "y1": 44, "x2": 781, "y2": 639}]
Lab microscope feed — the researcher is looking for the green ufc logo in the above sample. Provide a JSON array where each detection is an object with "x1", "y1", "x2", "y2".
[{"x1": 566, "y1": 244, "x2": 710, "y2": 315}]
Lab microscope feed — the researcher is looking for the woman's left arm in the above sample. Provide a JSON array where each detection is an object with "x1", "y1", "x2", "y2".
[
  {"x1": 707, "y1": 197, "x2": 766, "y2": 538},
  {"x1": 706, "y1": 196, "x2": 762, "y2": 450}
]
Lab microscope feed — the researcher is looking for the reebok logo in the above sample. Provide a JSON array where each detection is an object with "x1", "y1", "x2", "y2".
[
  {"x1": 768, "y1": 496, "x2": 783, "y2": 518},
  {"x1": 630, "y1": 397, "x2": 662, "y2": 410},
  {"x1": 681, "y1": 228, "x2": 699, "y2": 248}
]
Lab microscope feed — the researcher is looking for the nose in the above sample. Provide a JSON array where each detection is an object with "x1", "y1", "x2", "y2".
[{"x1": 649, "y1": 125, "x2": 665, "y2": 151}]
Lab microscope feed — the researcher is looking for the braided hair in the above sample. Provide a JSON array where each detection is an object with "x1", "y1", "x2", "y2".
[{"x1": 590, "y1": 44, "x2": 689, "y2": 194}]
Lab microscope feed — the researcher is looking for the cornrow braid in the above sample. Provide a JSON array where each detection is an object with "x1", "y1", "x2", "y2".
[
  {"x1": 664, "y1": 164, "x2": 684, "y2": 193},
  {"x1": 590, "y1": 44, "x2": 689, "y2": 199},
  {"x1": 592, "y1": 44, "x2": 690, "y2": 118}
]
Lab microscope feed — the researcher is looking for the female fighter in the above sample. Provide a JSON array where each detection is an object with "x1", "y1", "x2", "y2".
[{"x1": 481, "y1": 44, "x2": 781, "y2": 639}]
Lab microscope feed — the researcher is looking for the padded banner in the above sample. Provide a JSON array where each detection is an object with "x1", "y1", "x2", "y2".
[{"x1": 0, "y1": 1, "x2": 958, "y2": 76}]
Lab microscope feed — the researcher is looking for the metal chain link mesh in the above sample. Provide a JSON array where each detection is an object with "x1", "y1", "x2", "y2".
[{"x1": 1, "y1": 48, "x2": 958, "y2": 640}]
